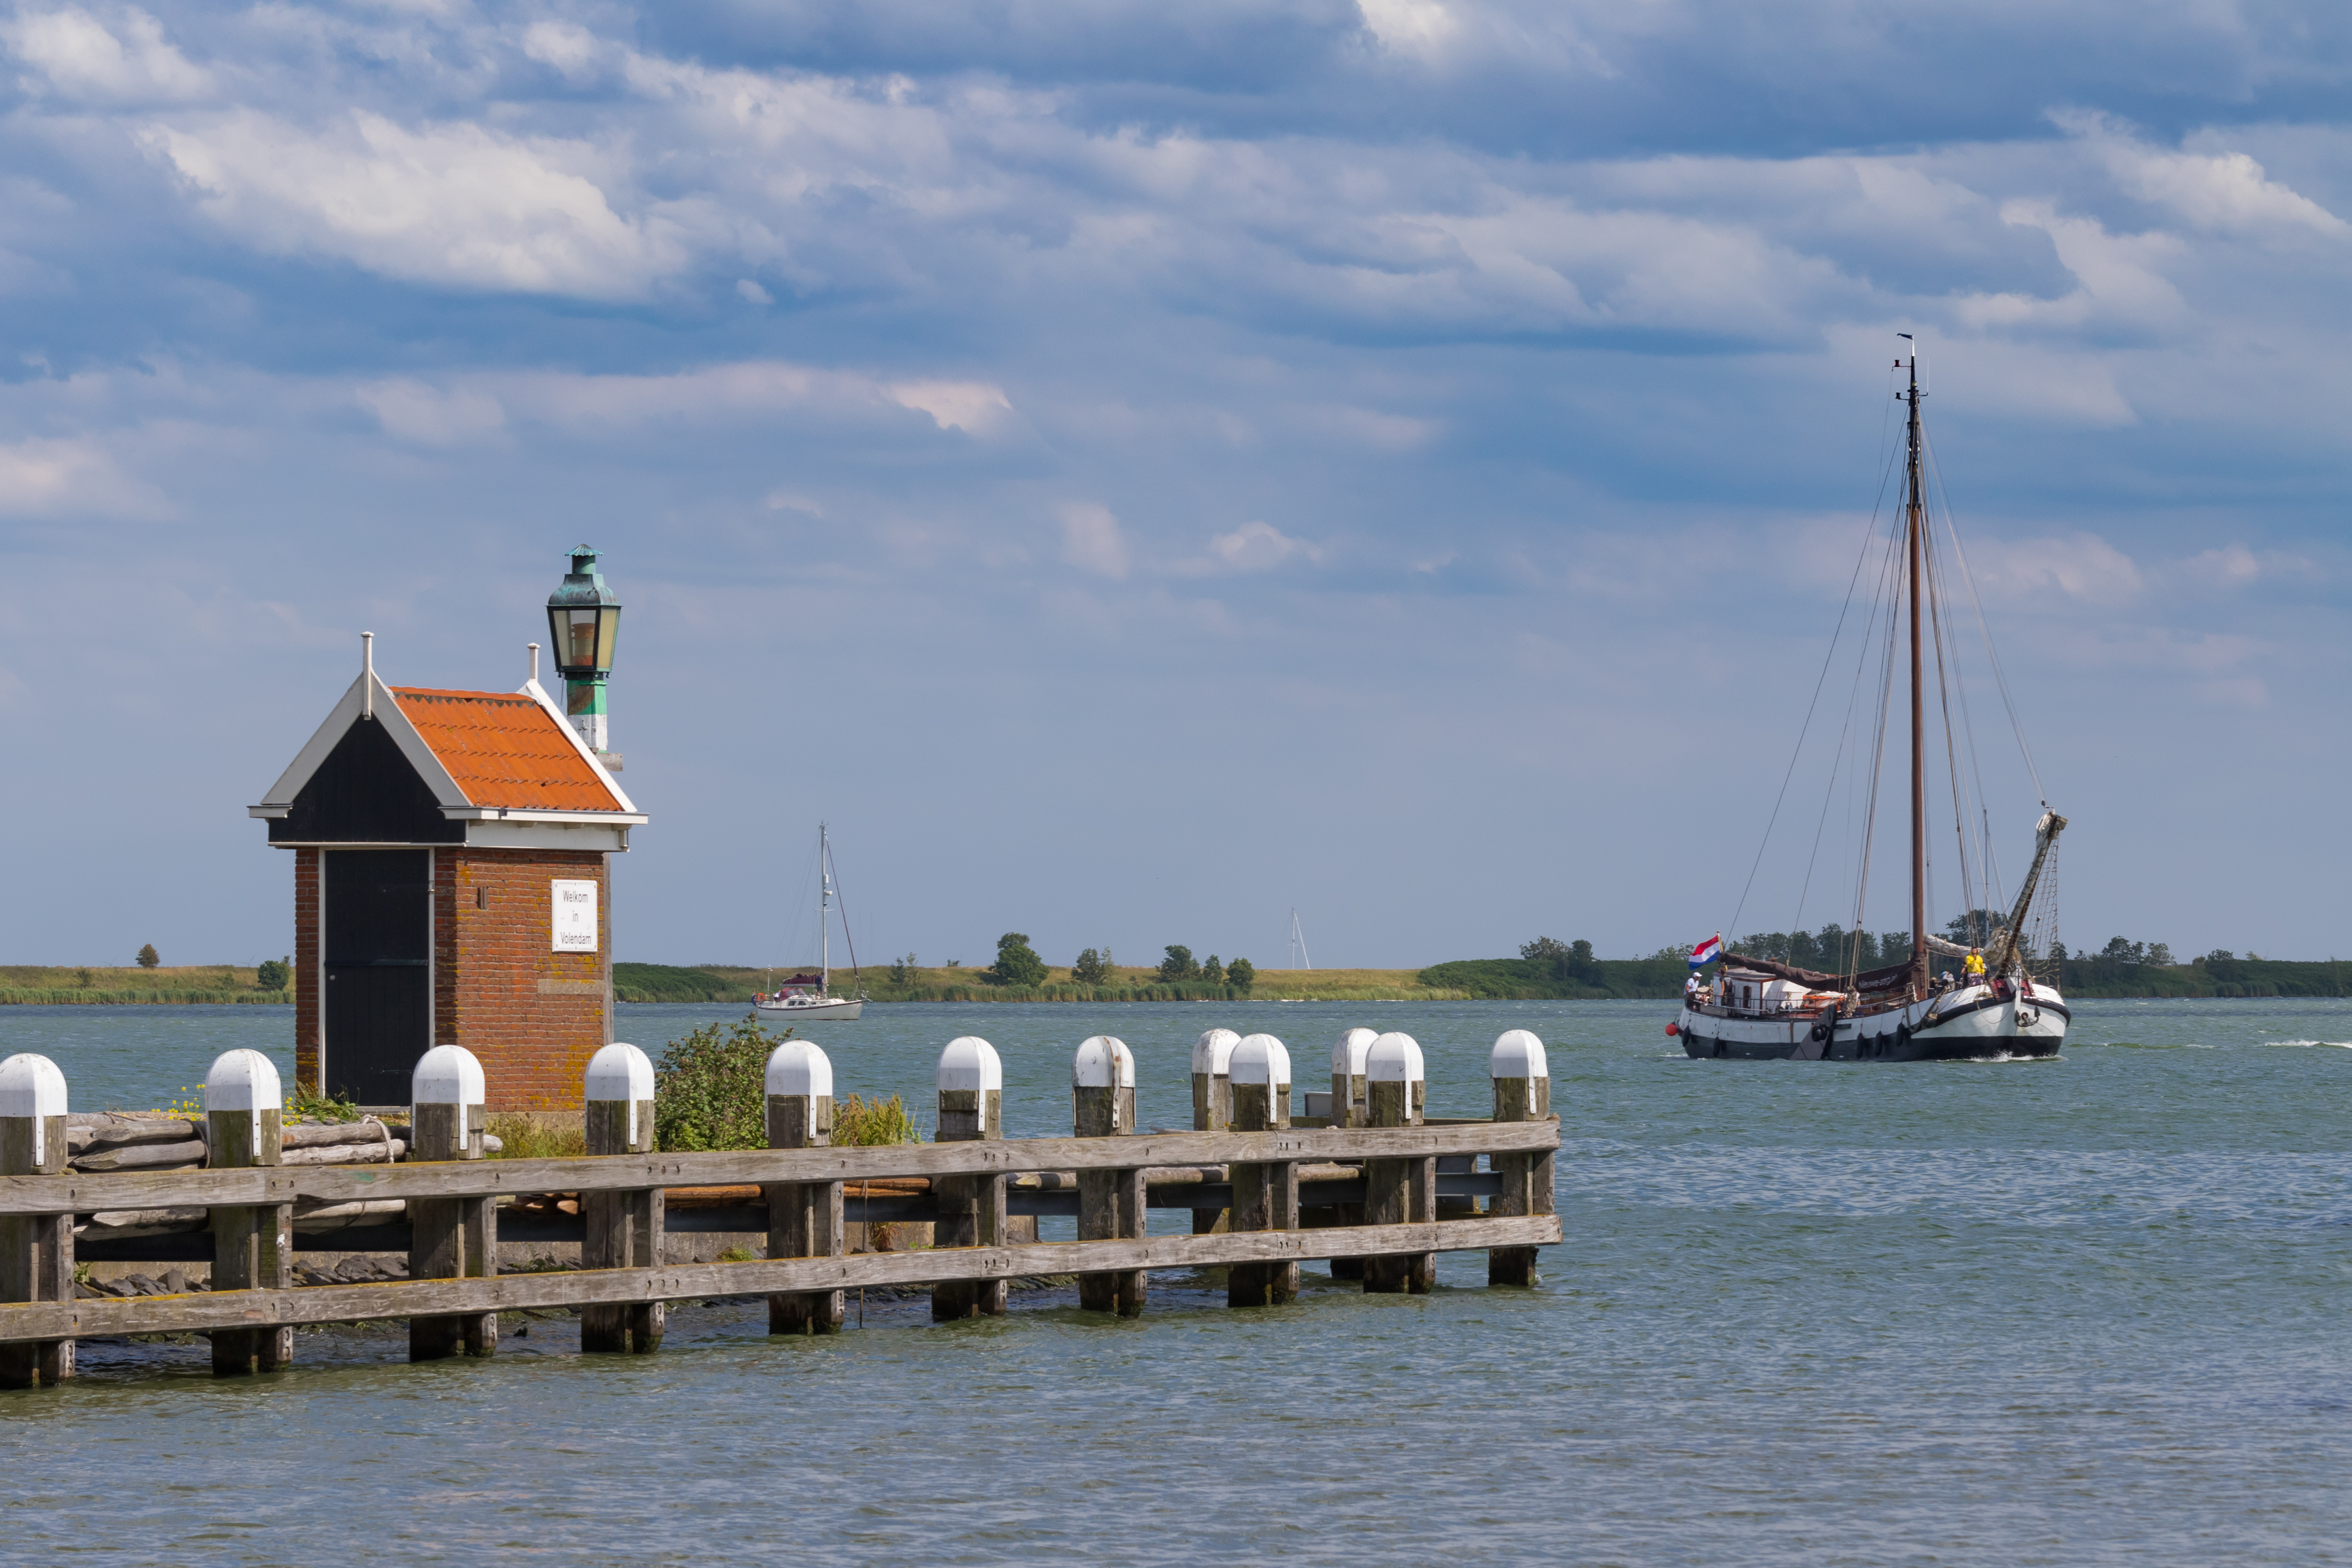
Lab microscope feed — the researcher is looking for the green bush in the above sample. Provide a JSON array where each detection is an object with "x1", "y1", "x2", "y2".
[
  {"x1": 1227, "y1": 957, "x2": 1255, "y2": 990},
  {"x1": 1071, "y1": 947, "x2": 1107, "y2": 983},
  {"x1": 257, "y1": 956, "x2": 292, "y2": 992},
  {"x1": 136, "y1": 944, "x2": 159, "y2": 969},
  {"x1": 653, "y1": 1017, "x2": 785, "y2": 1151},
  {"x1": 987, "y1": 931, "x2": 1048, "y2": 987},
  {"x1": 1157, "y1": 945, "x2": 1198, "y2": 981}
]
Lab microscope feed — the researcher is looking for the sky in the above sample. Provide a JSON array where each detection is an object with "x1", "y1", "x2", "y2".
[{"x1": 0, "y1": 0, "x2": 2347, "y2": 971}]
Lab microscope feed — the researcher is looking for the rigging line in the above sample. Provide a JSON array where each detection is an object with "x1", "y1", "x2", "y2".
[
  {"x1": 1916, "y1": 455, "x2": 2002, "y2": 925},
  {"x1": 826, "y1": 832, "x2": 862, "y2": 985},
  {"x1": 1923, "y1": 519, "x2": 1979, "y2": 936},
  {"x1": 1850, "y1": 509, "x2": 1906, "y2": 979},
  {"x1": 1799, "y1": 493, "x2": 1904, "y2": 953},
  {"x1": 1924, "y1": 429, "x2": 2046, "y2": 804},
  {"x1": 1721, "y1": 440, "x2": 1906, "y2": 945}
]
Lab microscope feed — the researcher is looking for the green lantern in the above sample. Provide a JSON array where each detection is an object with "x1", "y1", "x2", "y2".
[{"x1": 546, "y1": 545, "x2": 621, "y2": 762}]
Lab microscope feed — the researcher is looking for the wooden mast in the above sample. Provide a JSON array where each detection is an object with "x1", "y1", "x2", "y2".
[{"x1": 1903, "y1": 340, "x2": 1929, "y2": 1001}]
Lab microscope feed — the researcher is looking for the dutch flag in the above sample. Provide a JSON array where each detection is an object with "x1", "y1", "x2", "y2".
[{"x1": 1689, "y1": 934, "x2": 1722, "y2": 968}]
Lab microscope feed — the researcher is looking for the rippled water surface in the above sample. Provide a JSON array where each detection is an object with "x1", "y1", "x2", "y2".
[{"x1": 5, "y1": 997, "x2": 2351, "y2": 1565}]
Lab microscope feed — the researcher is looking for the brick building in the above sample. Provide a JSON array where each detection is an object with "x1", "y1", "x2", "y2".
[{"x1": 250, "y1": 657, "x2": 646, "y2": 1111}]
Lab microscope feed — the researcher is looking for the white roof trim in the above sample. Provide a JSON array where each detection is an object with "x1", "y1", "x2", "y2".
[
  {"x1": 442, "y1": 806, "x2": 649, "y2": 826},
  {"x1": 250, "y1": 670, "x2": 470, "y2": 813},
  {"x1": 517, "y1": 677, "x2": 639, "y2": 816}
]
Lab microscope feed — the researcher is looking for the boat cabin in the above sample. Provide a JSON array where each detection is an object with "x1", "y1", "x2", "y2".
[
  {"x1": 250, "y1": 655, "x2": 646, "y2": 1112},
  {"x1": 1717, "y1": 970, "x2": 1842, "y2": 1017}
]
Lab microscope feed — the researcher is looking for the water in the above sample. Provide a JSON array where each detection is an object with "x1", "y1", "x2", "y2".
[{"x1": 5, "y1": 997, "x2": 2351, "y2": 1565}]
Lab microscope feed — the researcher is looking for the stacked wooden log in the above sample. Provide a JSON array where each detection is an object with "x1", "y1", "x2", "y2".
[
  {"x1": 67, "y1": 1116, "x2": 470, "y2": 1242},
  {"x1": 64, "y1": 1113, "x2": 430, "y2": 1173},
  {"x1": 65, "y1": 1115, "x2": 206, "y2": 1173}
]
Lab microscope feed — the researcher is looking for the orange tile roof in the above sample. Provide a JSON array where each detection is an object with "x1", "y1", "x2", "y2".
[{"x1": 392, "y1": 687, "x2": 627, "y2": 813}]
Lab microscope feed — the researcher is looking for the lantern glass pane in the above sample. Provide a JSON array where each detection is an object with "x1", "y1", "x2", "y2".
[
  {"x1": 566, "y1": 608, "x2": 600, "y2": 669},
  {"x1": 597, "y1": 607, "x2": 620, "y2": 668}
]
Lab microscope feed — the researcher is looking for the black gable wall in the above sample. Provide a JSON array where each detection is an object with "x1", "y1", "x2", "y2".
[{"x1": 270, "y1": 718, "x2": 463, "y2": 844}]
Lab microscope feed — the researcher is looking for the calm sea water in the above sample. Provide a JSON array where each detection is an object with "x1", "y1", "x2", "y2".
[{"x1": 4, "y1": 997, "x2": 2350, "y2": 1565}]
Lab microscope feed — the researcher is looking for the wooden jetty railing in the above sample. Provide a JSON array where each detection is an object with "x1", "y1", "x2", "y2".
[{"x1": 0, "y1": 1028, "x2": 1560, "y2": 1386}]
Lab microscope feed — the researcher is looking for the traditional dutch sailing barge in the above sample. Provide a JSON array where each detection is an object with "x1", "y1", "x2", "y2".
[{"x1": 1677, "y1": 341, "x2": 2069, "y2": 1062}]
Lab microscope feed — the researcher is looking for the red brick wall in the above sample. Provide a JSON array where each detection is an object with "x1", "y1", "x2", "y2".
[
  {"x1": 293, "y1": 848, "x2": 321, "y2": 1093},
  {"x1": 440, "y1": 848, "x2": 612, "y2": 1112}
]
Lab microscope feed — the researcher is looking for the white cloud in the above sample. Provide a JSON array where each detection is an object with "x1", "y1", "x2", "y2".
[
  {"x1": 887, "y1": 380, "x2": 1015, "y2": 434},
  {"x1": 3, "y1": 5, "x2": 209, "y2": 102},
  {"x1": 1965, "y1": 532, "x2": 2143, "y2": 604},
  {"x1": 519, "y1": 21, "x2": 604, "y2": 83},
  {"x1": 1358, "y1": 0, "x2": 1458, "y2": 54},
  {"x1": 1057, "y1": 502, "x2": 1129, "y2": 578},
  {"x1": 1955, "y1": 201, "x2": 2185, "y2": 336},
  {"x1": 736, "y1": 278, "x2": 773, "y2": 304},
  {"x1": 2057, "y1": 112, "x2": 2349, "y2": 239},
  {"x1": 357, "y1": 380, "x2": 507, "y2": 445},
  {"x1": 0, "y1": 436, "x2": 167, "y2": 518},
  {"x1": 141, "y1": 111, "x2": 682, "y2": 297},
  {"x1": 1203, "y1": 520, "x2": 1324, "y2": 573}
]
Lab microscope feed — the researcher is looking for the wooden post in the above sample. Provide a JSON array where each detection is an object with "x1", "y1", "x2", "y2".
[
  {"x1": 1324, "y1": 1026, "x2": 1377, "y2": 1279},
  {"x1": 764, "y1": 1039, "x2": 843, "y2": 1335},
  {"x1": 408, "y1": 1045, "x2": 496, "y2": 1360},
  {"x1": 1073, "y1": 1034, "x2": 1143, "y2": 1316},
  {"x1": 1488, "y1": 1029, "x2": 1553, "y2": 1288},
  {"x1": 204, "y1": 1049, "x2": 293, "y2": 1374},
  {"x1": 582, "y1": 1043, "x2": 663, "y2": 1354},
  {"x1": 932, "y1": 1036, "x2": 1007, "y2": 1321},
  {"x1": 0, "y1": 1054, "x2": 71, "y2": 1388},
  {"x1": 1362, "y1": 1031, "x2": 1433, "y2": 1295},
  {"x1": 1228, "y1": 1034, "x2": 1298, "y2": 1307},
  {"x1": 1190, "y1": 1028, "x2": 1239, "y2": 1235}
]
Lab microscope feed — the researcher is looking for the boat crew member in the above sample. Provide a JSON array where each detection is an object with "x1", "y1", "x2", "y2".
[
  {"x1": 1684, "y1": 972, "x2": 1703, "y2": 1005},
  {"x1": 1963, "y1": 947, "x2": 1986, "y2": 981}
]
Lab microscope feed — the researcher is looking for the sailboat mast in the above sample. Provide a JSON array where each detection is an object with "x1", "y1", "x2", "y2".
[
  {"x1": 1903, "y1": 341, "x2": 1929, "y2": 1000},
  {"x1": 819, "y1": 821, "x2": 830, "y2": 994}
]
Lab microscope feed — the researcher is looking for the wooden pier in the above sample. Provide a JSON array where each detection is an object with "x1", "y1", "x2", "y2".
[{"x1": 0, "y1": 1031, "x2": 1561, "y2": 1386}]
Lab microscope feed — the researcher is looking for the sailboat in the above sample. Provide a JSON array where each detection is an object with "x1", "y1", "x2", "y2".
[
  {"x1": 754, "y1": 823, "x2": 868, "y2": 1022},
  {"x1": 1675, "y1": 339, "x2": 2070, "y2": 1062}
]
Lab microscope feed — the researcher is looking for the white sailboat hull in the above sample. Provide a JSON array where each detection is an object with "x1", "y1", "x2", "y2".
[
  {"x1": 754, "y1": 996, "x2": 865, "y2": 1021},
  {"x1": 1676, "y1": 983, "x2": 2068, "y2": 1062}
]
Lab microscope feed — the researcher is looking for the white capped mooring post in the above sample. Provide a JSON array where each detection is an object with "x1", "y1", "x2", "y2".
[
  {"x1": 1331, "y1": 1027, "x2": 1376, "y2": 1129},
  {"x1": 933, "y1": 1036, "x2": 1007, "y2": 1320},
  {"x1": 764, "y1": 1039, "x2": 844, "y2": 1335},
  {"x1": 1487, "y1": 1030, "x2": 1554, "y2": 1288},
  {"x1": 1228, "y1": 1034, "x2": 1301, "y2": 1309},
  {"x1": 1072, "y1": 1035, "x2": 1144, "y2": 1316},
  {"x1": 1190, "y1": 1027, "x2": 1241, "y2": 1237},
  {"x1": 408, "y1": 1045, "x2": 496, "y2": 1361},
  {"x1": 1362, "y1": 1032, "x2": 1434, "y2": 1295},
  {"x1": 582, "y1": 1043, "x2": 663, "y2": 1354},
  {"x1": 1191, "y1": 1027, "x2": 1239, "y2": 1133},
  {"x1": 0, "y1": 1053, "x2": 72, "y2": 1388},
  {"x1": 204, "y1": 1049, "x2": 293, "y2": 1374}
]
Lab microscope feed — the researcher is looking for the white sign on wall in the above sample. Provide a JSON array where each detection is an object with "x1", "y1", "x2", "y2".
[{"x1": 551, "y1": 879, "x2": 599, "y2": 952}]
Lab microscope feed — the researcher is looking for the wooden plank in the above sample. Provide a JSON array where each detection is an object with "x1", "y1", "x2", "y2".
[
  {"x1": 0, "y1": 1122, "x2": 1560, "y2": 1215},
  {"x1": 0, "y1": 1215, "x2": 1561, "y2": 1341}
]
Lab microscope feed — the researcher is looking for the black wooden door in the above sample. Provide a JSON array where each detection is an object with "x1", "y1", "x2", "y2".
[{"x1": 323, "y1": 849, "x2": 431, "y2": 1107}]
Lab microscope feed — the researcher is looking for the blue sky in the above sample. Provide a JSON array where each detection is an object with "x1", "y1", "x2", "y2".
[{"x1": 0, "y1": 1, "x2": 2346, "y2": 970}]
